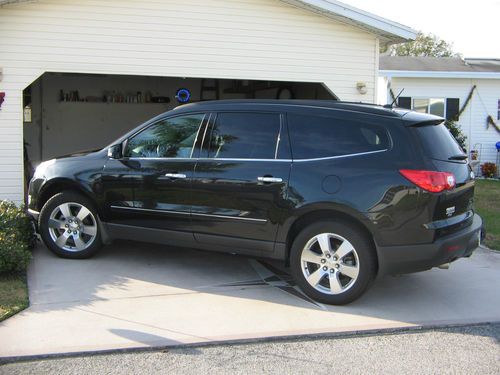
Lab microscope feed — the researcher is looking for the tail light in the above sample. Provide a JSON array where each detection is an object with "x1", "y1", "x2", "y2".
[{"x1": 399, "y1": 169, "x2": 456, "y2": 193}]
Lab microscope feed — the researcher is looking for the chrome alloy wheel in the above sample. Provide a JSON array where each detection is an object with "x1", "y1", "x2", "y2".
[
  {"x1": 48, "y1": 202, "x2": 98, "y2": 252},
  {"x1": 300, "y1": 233, "x2": 360, "y2": 295}
]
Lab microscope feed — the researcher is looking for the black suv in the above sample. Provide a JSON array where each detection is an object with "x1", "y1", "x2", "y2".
[{"x1": 28, "y1": 100, "x2": 482, "y2": 304}]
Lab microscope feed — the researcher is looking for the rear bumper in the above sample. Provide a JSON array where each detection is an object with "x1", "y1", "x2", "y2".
[{"x1": 376, "y1": 214, "x2": 482, "y2": 276}]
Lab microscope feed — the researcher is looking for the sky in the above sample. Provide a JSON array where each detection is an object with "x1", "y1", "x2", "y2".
[{"x1": 342, "y1": 0, "x2": 499, "y2": 58}]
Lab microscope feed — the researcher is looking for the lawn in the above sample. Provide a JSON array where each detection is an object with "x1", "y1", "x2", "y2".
[
  {"x1": 0, "y1": 273, "x2": 29, "y2": 322},
  {"x1": 474, "y1": 179, "x2": 500, "y2": 250}
]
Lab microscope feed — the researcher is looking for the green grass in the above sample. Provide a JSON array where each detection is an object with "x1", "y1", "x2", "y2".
[
  {"x1": 0, "y1": 273, "x2": 29, "y2": 322},
  {"x1": 474, "y1": 180, "x2": 500, "y2": 250}
]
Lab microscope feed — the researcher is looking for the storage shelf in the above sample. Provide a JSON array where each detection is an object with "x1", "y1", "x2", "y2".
[{"x1": 58, "y1": 101, "x2": 170, "y2": 105}]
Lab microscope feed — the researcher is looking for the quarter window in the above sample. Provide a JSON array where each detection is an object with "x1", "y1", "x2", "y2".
[
  {"x1": 205, "y1": 112, "x2": 281, "y2": 159},
  {"x1": 412, "y1": 98, "x2": 445, "y2": 117},
  {"x1": 287, "y1": 113, "x2": 390, "y2": 159},
  {"x1": 125, "y1": 114, "x2": 204, "y2": 158}
]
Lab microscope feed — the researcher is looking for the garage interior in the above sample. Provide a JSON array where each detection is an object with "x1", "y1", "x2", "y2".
[{"x1": 22, "y1": 73, "x2": 336, "y2": 181}]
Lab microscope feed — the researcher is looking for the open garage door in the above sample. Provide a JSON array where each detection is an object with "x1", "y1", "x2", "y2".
[{"x1": 22, "y1": 72, "x2": 336, "y2": 183}]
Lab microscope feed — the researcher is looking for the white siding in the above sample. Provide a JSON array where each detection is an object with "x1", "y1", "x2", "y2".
[
  {"x1": 389, "y1": 77, "x2": 500, "y2": 165},
  {"x1": 0, "y1": 0, "x2": 379, "y2": 203}
]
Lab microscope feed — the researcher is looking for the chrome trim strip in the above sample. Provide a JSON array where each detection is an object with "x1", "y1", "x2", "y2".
[
  {"x1": 192, "y1": 212, "x2": 267, "y2": 222},
  {"x1": 27, "y1": 208, "x2": 40, "y2": 216},
  {"x1": 125, "y1": 149, "x2": 387, "y2": 162},
  {"x1": 110, "y1": 205, "x2": 190, "y2": 216},
  {"x1": 110, "y1": 205, "x2": 267, "y2": 223},
  {"x1": 292, "y1": 149, "x2": 388, "y2": 162}
]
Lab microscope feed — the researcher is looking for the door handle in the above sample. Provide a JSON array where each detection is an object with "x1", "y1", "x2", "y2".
[
  {"x1": 164, "y1": 173, "x2": 187, "y2": 179},
  {"x1": 257, "y1": 176, "x2": 283, "y2": 183}
]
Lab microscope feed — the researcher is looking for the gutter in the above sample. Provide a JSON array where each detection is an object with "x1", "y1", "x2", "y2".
[{"x1": 379, "y1": 70, "x2": 500, "y2": 80}]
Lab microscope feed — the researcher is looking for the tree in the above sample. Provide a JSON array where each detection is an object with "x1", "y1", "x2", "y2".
[
  {"x1": 445, "y1": 120, "x2": 467, "y2": 152},
  {"x1": 387, "y1": 32, "x2": 460, "y2": 58}
]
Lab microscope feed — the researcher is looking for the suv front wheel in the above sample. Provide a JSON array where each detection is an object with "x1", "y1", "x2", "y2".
[
  {"x1": 39, "y1": 191, "x2": 103, "y2": 259},
  {"x1": 290, "y1": 220, "x2": 376, "y2": 305}
]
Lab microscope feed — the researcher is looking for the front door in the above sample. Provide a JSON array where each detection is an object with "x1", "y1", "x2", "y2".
[
  {"x1": 108, "y1": 113, "x2": 206, "y2": 238},
  {"x1": 191, "y1": 111, "x2": 291, "y2": 255}
]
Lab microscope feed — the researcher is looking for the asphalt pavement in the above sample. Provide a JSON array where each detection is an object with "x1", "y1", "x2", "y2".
[{"x1": 1, "y1": 323, "x2": 499, "y2": 374}]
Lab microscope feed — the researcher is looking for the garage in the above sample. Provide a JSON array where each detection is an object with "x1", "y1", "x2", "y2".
[
  {"x1": 0, "y1": 0, "x2": 416, "y2": 202},
  {"x1": 22, "y1": 73, "x2": 334, "y2": 171}
]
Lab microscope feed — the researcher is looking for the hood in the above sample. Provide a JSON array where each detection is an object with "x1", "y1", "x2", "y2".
[{"x1": 55, "y1": 147, "x2": 104, "y2": 160}]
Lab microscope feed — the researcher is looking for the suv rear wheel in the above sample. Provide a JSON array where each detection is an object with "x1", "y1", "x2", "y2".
[
  {"x1": 290, "y1": 220, "x2": 376, "y2": 305},
  {"x1": 39, "y1": 191, "x2": 102, "y2": 259}
]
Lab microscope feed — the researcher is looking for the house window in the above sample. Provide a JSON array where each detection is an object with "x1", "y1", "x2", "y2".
[
  {"x1": 412, "y1": 98, "x2": 445, "y2": 117},
  {"x1": 398, "y1": 96, "x2": 460, "y2": 121}
]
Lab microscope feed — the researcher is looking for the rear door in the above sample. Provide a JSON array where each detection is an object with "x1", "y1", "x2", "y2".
[{"x1": 190, "y1": 111, "x2": 291, "y2": 255}]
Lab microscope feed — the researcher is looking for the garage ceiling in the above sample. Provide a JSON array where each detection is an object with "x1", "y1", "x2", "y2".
[{"x1": 0, "y1": 0, "x2": 416, "y2": 44}]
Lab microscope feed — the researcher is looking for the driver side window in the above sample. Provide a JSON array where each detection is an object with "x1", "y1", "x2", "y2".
[{"x1": 125, "y1": 114, "x2": 205, "y2": 158}]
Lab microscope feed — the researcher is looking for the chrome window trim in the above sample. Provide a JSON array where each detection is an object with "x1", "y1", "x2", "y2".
[
  {"x1": 274, "y1": 113, "x2": 284, "y2": 159},
  {"x1": 189, "y1": 113, "x2": 207, "y2": 159},
  {"x1": 125, "y1": 148, "x2": 388, "y2": 162},
  {"x1": 196, "y1": 158, "x2": 291, "y2": 162},
  {"x1": 110, "y1": 205, "x2": 267, "y2": 223},
  {"x1": 291, "y1": 148, "x2": 388, "y2": 162}
]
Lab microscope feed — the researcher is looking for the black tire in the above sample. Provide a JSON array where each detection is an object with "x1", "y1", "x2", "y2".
[
  {"x1": 290, "y1": 220, "x2": 376, "y2": 305},
  {"x1": 39, "y1": 191, "x2": 103, "y2": 259}
]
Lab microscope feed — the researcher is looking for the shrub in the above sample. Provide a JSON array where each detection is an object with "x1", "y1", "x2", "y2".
[
  {"x1": 480, "y1": 162, "x2": 498, "y2": 178},
  {"x1": 444, "y1": 120, "x2": 467, "y2": 152},
  {"x1": 0, "y1": 201, "x2": 35, "y2": 274}
]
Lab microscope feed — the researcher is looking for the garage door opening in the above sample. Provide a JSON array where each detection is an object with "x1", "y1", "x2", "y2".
[{"x1": 22, "y1": 72, "x2": 336, "y2": 186}]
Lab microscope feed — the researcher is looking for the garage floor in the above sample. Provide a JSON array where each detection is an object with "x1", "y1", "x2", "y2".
[{"x1": 1, "y1": 242, "x2": 499, "y2": 359}]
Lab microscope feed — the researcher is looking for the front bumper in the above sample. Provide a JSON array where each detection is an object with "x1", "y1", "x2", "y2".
[{"x1": 376, "y1": 214, "x2": 482, "y2": 276}]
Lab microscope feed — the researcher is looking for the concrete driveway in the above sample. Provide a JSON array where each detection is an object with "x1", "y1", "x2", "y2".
[{"x1": 1, "y1": 241, "x2": 499, "y2": 359}]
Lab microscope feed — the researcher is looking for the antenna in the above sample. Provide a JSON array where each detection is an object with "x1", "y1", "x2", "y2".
[{"x1": 384, "y1": 88, "x2": 405, "y2": 108}]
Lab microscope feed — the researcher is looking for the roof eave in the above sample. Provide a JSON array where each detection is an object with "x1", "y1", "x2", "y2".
[
  {"x1": 379, "y1": 70, "x2": 500, "y2": 79},
  {"x1": 2, "y1": 0, "x2": 418, "y2": 44},
  {"x1": 281, "y1": 0, "x2": 417, "y2": 43}
]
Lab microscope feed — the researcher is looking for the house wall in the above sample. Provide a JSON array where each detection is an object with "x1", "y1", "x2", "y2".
[
  {"x1": 388, "y1": 77, "x2": 500, "y2": 166},
  {"x1": 0, "y1": 0, "x2": 379, "y2": 203}
]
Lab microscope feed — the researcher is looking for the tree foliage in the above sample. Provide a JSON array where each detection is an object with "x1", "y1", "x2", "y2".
[
  {"x1": 388, "y1": 32, "x2": 460, "y2": 58},
  {"x1": 445, "y1": 120, "x2": 467, "y2": 151}
]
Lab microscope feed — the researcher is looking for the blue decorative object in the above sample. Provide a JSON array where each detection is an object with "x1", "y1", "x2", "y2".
[
  {"x1": 175, "y1": 88, "x2": 191, "y2": 103},
  {"x1": 496, "y1": 141, "x2": 500, "y2": 151}
]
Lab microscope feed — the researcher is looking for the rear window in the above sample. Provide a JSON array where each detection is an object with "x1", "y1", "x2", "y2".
[
  {"x1": 413, "y1": 123, "x2": 464, "y2": 161},
  {"x1": 287, "y1": 113, "x2": 391, "y2": 159}
]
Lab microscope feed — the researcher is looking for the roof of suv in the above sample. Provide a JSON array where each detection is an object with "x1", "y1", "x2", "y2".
[{"x1": 174, "y1": 99, "x2": 404, "y2": 118}]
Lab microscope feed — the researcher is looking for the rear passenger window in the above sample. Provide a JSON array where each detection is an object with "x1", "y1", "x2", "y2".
[
  {"x1": 287, "y1": 113, "x2": 390, "y2": 159},
  {"x1": 206, "y1": 112, "x2": 281, "y2": 159}
]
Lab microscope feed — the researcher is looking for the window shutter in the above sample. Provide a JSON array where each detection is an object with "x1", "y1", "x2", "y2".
[
  {"x1": 398, "y1": 97, "x2": 412, "y2": 109},
  {"x1": 446, "y1": 98, "x2": 460, "y2": 121}
]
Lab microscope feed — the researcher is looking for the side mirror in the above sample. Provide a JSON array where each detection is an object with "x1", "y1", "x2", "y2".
[{"x1": 107, "y1": 144, "x2": 123, "y2": 159}]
